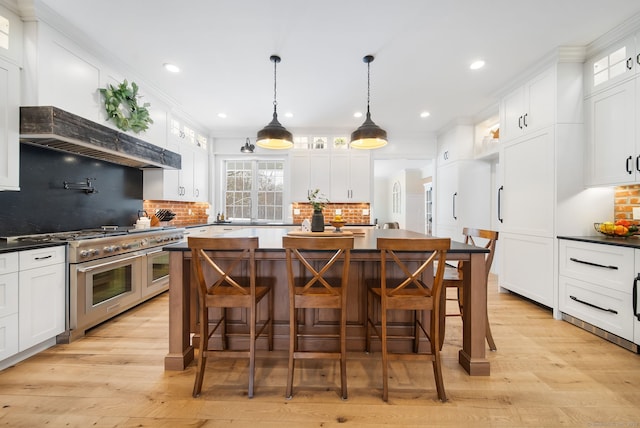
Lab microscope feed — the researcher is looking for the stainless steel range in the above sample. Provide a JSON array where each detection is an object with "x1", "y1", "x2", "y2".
[{"x1": 7, "y1": 226, "x2": 184, "y2": 342}]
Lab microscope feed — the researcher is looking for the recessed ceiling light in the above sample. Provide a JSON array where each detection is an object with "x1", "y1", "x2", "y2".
[
  {"x1": 285, "y1": 112, "x2": 293, "y2": 118},
  {"x1": 354, "y1": 112, "x2": 363, "y2": 118},
  {"x1": 217, "y1": 113, "x2": 227, "y2": 119},
  {"x1": 470, "y1": 60, "x2": 485, "y2": 70},
  {"x1": 163, "y1": 63, "x2": 180, "y2": 73},
  {"x1": 420, "y1": 111, "x2": 431, "y2": 118}
]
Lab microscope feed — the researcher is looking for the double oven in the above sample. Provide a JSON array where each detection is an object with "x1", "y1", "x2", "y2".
[
  {"x1": 64, "y1": 228, "x2": 184, "y2": 342},
  {"x1": 11, "y1": 227, "x2": 184, "y2": 343}
]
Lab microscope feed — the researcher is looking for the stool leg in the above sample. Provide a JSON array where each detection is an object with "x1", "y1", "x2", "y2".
[
  {"x1": 340, "y1": 297, "x2": 347, "y2": 400},
  {"x1": 286, "y1": 306, "x2": 296, "y2": 399},
  {"x1": 381, "y1": 305, "x2": 389, "y2": 402},
  {"x1": 486, "y1": 311, "x2": 497, "y2": 351},
  {"x1": 193, "y1": 311, "x2": 207, "y2": 397}
]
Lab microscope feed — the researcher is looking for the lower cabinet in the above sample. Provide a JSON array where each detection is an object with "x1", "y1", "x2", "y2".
[
  {"x1": 0, "y1": 252, "x2": 19, "y2": 361},
  {"x1": 0, "y1": 246, "x2": 65, "y2": 370},
  {"x1": 558, "y1": 239, "x2": 638, "y2": 345},
  {"x1": 500, "y1": 233, "x2": 555, "y2": 308}
]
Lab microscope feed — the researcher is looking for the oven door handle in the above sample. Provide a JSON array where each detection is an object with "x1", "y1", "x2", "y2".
[
  {"x1": 76, "y1": 254, "x2": 143, "y2": 273},
  {"x1": 145, "y1": 249, "x2": 165, "y2": 256}
]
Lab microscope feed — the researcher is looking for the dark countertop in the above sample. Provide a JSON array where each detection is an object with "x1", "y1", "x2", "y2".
[
  {"x1": 185, "y1": 222, "x2": 375, "y2": 228},
  {"x1": 168, "y1": 227, "x2": 488, "y2": 254},
  {"x1": 0, "y1": 240, "x2": 67, "y2": 254},
  {"x1": 558, "y1": 235, "x2": 640, "y2": 250}
]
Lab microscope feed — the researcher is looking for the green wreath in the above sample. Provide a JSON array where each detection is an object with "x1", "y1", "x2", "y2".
[{"x1": 99, "y1": 79, "x2": 153, "y2": 133}]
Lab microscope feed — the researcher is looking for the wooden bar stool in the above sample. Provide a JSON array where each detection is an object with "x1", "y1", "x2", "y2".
[
  {"x1": 188, "y1": 236, "x2": 274, "y2": 398},
  {"x1": 442, "y1": 228, "x2": 498, "y2": 351},
  {"x1": 282, "y1": 235, "x2": 354, "y2": 400},
  {"x1": 365, "y1": 237, "x2": 450, "y2": 402}
]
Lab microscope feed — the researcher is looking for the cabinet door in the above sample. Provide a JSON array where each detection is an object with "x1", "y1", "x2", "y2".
[
  {"x1": 0, "y1": 58, "x2": 20, "y2": 191},
  {"x1": 0, "y1": 272, "x2": 18, "y2": 318},
  {"x1": 584, "y1": 35, "x2": 636, "y2": 96},
  {"x1": 585, "y1": 78, "x2": 636, "y2": 186},
  {"x1": 435, "y1": 162, "x2": 459, "y2": 231},
  {"x1": 192, "y1": 148, "x2": 208, "y2": 202},
  {"x1": 18, "y1": 263, "x2": 65, "y2": 351},
  {"x1": 0, "y1": 313, "x2": 18, "y2": 362},
  {"x1": 635, "y1": 250, "x2": 640, "y2": 345},
  {"x1": 526, "y1": 69, "x2": 555, "y2": 134},
  {"x1": 500, "y1": 233, "x2": 554, "y2": 307},
  {"x1": 500, "y1": 69, "x2": 554, "y2": 142},
  {"x1": 291, "y1": 152, "x2": 311, "y2": 202},
  {"x1": 308, "y1": 153, "x2": 331, "y2": 199},
  {"x1": 348, "y1": 152, "x2": 371, "y2": 201},
  {"x1": 330, "y1": 154, "x2": 350, "y2": 201},
  {"x1": 501, "y1": 86, "x2": 525, "y2": 142},
  {"x1": 499, "y1": 128, "x2": 554, "y2": 237}
]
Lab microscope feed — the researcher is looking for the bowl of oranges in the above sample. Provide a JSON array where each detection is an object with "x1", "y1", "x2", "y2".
[{"x1": 594, "y1": 220, "x2": 639, "y2": 237}]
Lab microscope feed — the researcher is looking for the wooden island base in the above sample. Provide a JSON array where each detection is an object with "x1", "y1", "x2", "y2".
[{"x1": 164, "y1": 228, "x2": 490, "y2": 376}]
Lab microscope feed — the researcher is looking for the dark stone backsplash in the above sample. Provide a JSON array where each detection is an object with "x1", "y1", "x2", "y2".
[{"x1": 0, "y1": 144, "x2": 143, "y2": 236}]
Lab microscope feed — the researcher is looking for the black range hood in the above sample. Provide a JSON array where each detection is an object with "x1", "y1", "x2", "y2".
[{"x1": 19, "y1": 106, "x2": 181, "y2": 169}]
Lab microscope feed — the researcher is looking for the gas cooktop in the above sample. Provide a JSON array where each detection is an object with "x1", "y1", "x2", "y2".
[{"x1": 2, "y1": 225, "x2": 178, "y2": 243}]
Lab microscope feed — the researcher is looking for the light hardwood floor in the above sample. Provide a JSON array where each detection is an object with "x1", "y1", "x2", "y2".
[{"x1": 1, "y1": 275, "x2": 639, "y2": 427}]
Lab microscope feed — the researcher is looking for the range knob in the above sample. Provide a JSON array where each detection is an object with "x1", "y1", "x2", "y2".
[
  {"x1": 103, "y1": 245, "x2": 114, "y2": 253},
  {"x1": 80, "y1": 250, "x2": 89, "y2": 258},
  {"x1": 122, "y1": 243, "x2": 131, "y2": 250},
  {"x1": 91, "y1": 249, "x2": 100, "y2": 256}
]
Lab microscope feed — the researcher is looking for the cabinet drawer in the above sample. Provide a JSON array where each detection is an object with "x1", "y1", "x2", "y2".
[
  {"x1": 0, "y1": 252, "x2": 18, "y2": 275},
  {"x1": 559, "y1": 240, "x2": 634, "y2": 293},
  {"x1": 0, "y1": 272, "x2": 18, "y2": 318},
  {"x1": 19, "y1": 246, "x2": 65, "y2": 270},
  {"x1": 559, "y1": 275, "x2": 633, "y2": 341}
]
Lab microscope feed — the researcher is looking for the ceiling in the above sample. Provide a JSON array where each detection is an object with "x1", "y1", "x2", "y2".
[{"x1": 31, "y1": 0, "x2": 640, "y2": 141}]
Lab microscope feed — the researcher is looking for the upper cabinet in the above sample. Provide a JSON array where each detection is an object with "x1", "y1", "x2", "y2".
[
  {"x1": 330, "y1": 151, "x2": 371, "y2": 202},
  {"x1": 0, "y1": 6, "x2": 21, "y2": 192},
  {"x1": 584, "y1": 34, "x2": 638, "y2": 97},
  {"x1": 0, "y1": 56, "x2": 19, "y2": 191},
  {"x1": 143, "y1": 115, "x2": 209, "y2": 202},
  {"x1": 500, "y1": 69, "x2": 555, "y2": 142},
  {"x1": 585, "y1": 30, "x2": 640, "y2": 187},
  {"x1": 289, "y1": 135, "x2": 371, "y2": 203}
]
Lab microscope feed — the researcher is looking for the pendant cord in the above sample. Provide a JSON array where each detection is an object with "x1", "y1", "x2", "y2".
[
  {"x1": 273, "y1": 59, "x2": 278, "y2": 114},
  {"x1": 366, "y1": 60, "x2": 371, "y2": 115}
]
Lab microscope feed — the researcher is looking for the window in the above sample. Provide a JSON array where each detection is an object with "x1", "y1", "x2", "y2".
[
  {"x1": 593, "y1": 46, "x2": 628, "y2": 87},
  {"x1": 224, "y1": 160, "x2": 284, "y2": 222},
  {"x1": 0, "y1": 15, "x2": 8, "y2": 50},
  {"x1": 392, "y1": 181, "x2": 401, "y2": 214}
]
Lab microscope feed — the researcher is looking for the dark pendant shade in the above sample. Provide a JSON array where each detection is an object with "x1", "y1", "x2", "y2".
[
  {"x1": 256, "y1": 55, "x2": 293, "y2": 150},
  {"x1": 350, "y1": 54, "x2": 388, "y2": 149},
  {"x1": 350, "y1": 111, "x2": 388, "y2": 149},
  {"x1": 256, "y1": 111, "x2": 293, "y2": 150}
]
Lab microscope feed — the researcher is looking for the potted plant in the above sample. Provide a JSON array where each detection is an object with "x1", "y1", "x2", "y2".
[{"x1": 308, "y1": 189, "x2": 329, "y2": 232}]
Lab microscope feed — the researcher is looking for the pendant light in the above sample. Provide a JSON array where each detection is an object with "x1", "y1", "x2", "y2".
[
  {"x1": 350, "y1": 55, "x2": 388, "y2": 149},
  {"x1": 256, "y1": 55, "x2": 293, "y2": 149}
]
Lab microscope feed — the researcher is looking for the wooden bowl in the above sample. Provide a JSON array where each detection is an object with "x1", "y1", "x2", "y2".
[{"x1": 330, "y1": 220, "x2": 347, "y2": 232}]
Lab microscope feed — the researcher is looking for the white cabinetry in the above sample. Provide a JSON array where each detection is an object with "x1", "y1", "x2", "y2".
[
  {"x1": 329, "y1": 152, "x2": 371, "y2": 202},
  {"x1": 290, "y1": 151, "x2": 331, "y2": 202},
  {"x1": 584, "y1": 34, "x2": 638, "y2": 96},
  {"x1": 18, "y1": 246, "x2": 65, "y2": 351},
  {"x1": 143, "y1": 135, "x2": 209, "y2": 202},
  {"x1": 496, "y1": 56, "x2": 612, "y2": 313},
  {"x1": 434, "y1": 124, "x2": 490, "y2": 242},
  {"x1": 559, "y1": 239, "x2": 637, "y2": 345},
  {"x1": 0, "y1": 57, "x2": 20, "y2": 191},
  {"x1": 500, "y1": 69, "x2": 554, "y2": 142},
  {"x1": 0, "y1": 253, "x2": 19, "y2": 361},
  {"x1": 584, "y1": 74, "x2": 639, "y2": 186},
  {"x1": 435, "y1": 160, "x2": 490, "y2": 242}
]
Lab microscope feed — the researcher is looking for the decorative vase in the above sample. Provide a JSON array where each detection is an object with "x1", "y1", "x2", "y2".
[{"x1": 311, "y1": 210, "x2": 325, "y2": 232}]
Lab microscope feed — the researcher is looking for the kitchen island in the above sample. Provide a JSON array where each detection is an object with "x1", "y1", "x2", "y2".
[{"x1": 164, "y1": 227, "x2": 491, "y2": 375}]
